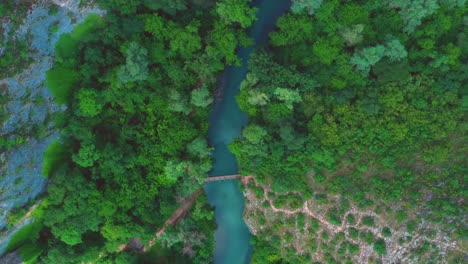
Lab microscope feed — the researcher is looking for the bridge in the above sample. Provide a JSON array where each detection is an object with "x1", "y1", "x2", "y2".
[
  {"x1": 205, "y1": 174, "x2": 242, "y2": 182},
  {"x1": 124, "y1": 174, "x2": 250, "y2": 253}
]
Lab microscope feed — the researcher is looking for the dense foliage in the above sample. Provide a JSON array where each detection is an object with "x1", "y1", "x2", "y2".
[
  {"x1": 232, "y1": 0, "x2": 466, "y2": 262},
  {"x1": 7, "y1": 0, "x2": 258, "y2": 263},
  {"x1": 0, "y1": 0, "x2": 32, "y2": 78}
]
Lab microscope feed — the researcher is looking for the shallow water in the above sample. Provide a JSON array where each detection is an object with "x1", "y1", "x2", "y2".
[{"x1": 204, "y1": 1, "x2": 291, "y2": 263}]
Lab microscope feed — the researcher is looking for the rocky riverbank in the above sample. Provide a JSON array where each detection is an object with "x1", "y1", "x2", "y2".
[{"x1": 0, "y1": 0, "x2": 103, "y2": 256}]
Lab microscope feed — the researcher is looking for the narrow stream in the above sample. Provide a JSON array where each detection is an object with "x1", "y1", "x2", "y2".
[{"x1": 204, "y1": 1, "x2": 291, "y2": 263}]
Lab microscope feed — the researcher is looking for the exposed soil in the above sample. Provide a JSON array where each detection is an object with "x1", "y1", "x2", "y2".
[{"x1": 242, "y1": 176, "x2": 466, "y2": 263}]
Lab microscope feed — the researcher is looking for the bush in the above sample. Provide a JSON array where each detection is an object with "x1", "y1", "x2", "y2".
[
  {"x1": 310, "y1": 218, "x2": 320, "y2": 231},
  {"x1": 42, "y1": 141, "x2": 68, "y2": 178},
  {"x1": 348, "y1": 243, "x2": 360, "y2": 255},
  {"x1": 17, "y1": 242, "x2": 43, "y2": 264},
  {"x1": 362, "y1": 216, "x2": 375, "y2": 226},
  {"x1": 347, "y1": 214, "x2": 355, "y2": 225},
  {"x1": 374, "y1": 238, "x2": 387, "y2": 255},
  {"x1": 321, "y1": 231, "x2": 329, "y2": 240},
  {"x1": 46, "y1": 67, "x2": 80, "y2": 105},
  {"x1": 6, "y1": 221, "x2": 42, "y2": 252},
  {"x1": 382, "y1": 226, "x2": 392, "y2": 237},
  {"x1": 349, "y1": 227, "x2": 358, "y2": 239},
  {"x1": 361, "y1": 231, "x2": 374, "y2": 244},
  {"x1": 327, "y1": 208, "x2": 342, "y2": 225},
  {"x1": 407, "y1": 220, "x2": 417, "y2": 233},
  {"x1": 297, "y1": 214, "x2": 305, "y2": 228}
]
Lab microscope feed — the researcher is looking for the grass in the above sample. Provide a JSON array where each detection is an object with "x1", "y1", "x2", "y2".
[
  {"x1": 18, "y1": 242, "x2": 43, "y2": 264},
  {"x1": 5, "y1": 199, "x2": 48, "y2": 261},
  {"x1": 47, "y1": 14, "x2": 104, "y2": 104},
  {"x1": 45, "y1": 66, "x2": 80, "y2": 105},
  {"x1": 42, "y1": 140, "x2": 68, "y2": 178},
  {"x1": 55, "y1": 14, "x2": 103, "y2": 64},
  {"x1": 6, "y1": 221, "x2": 42, "y2": 252}
]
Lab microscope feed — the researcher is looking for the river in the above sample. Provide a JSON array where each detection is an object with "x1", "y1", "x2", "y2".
[{"x1": 204, "y1": 1, "x2": 291, "y2": 263}]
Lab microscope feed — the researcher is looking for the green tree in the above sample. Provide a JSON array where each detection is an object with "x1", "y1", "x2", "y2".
[
  {"x1": 312, "y1": 37, "x2": 342, "y2": 65},
  {"x1": 216, "y1": 0, "x2": 258, "y2": 28},
  {"x1": 350, "y1": 45, "x2": 386, "y2": 75},
  {"x1": 374, "y1": 239, "x2": 387, "y2": 255},
  {"x1": 76, "y1": 89, "x2": 104, "y2": 117},
  {"x1": 187, "y1": 137, "x2": 212, "y2": 158},
  {"x1": 142, "y1": 0, "x2": 187, "y2": 15},
  {"x1": 168, "y1": 21, "x2": 202, "y2": 60},
  {"x1": 191, "y1": 85, "x2": 213, "y2": 108},
  {"x1": 117, "y1": 42, "x2": 149, "y2": 83},
  {"x1": 274, "y1": 88, "x2": 302, "y2": 110},
  {"x1": 242, "y1": 125, "x2": 268, "y2": 145},
  {"x1": 168, "y1": 90, "x2": 191, "y2": 115},
  {"x1": 386, "y1": 0, "x2": 440, "y2": 33},
  {"x1": 291, "y1": 0, "x2": 323, "y2": 15},
  {"x1": 384, "y1": 39, "x2": 408, "y2": 61},
  {"x1": 339, "y1": 24, "x2": 364, "y2": 46},
  {"x1": 72, "y1": 144, "x2": 100, "y2": 168},
  {"x1": 269, "y1": 13, "x2": 315, "y2": 46},
  {"x1": 162, "y1": 160, "x2": 186, "y2": 186}
]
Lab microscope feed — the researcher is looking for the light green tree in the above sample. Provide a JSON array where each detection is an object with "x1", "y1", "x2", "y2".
[
  {"x1": 384, "y1": 39, "x2": 408, "y2": 61},
  {"x1": 162, "y1": 160, "x2": 186, "y2": 186},
  {"x1": 142, "y1": 0, "x2": 187, "y2": 14},
  {"x1": 77, "y1": 89, "x2": 103, "y2": 117},
  {"x1": 312, "y1": 37, "x2": 341, "y2": 65},
  {"x1": 242, "y1": 125, "x2": 268, "y2": 145},
  {"x1": 117, "y1": 42, "x2": 149, "y2": 83},
  {"x1": 247, "y1": 90, "x2": 269, "y2": 106},
  {"x1": 350, "y1": 45, "x2": 386, "y2": 75},
  {"x1": 339, "y1": 24, "x2": 364, "y2": 46},
  {"x1": 386, "y1": 0, "x2": 440, "y2": 33},
  {"x1": 274, "y1": 88, "x2": 302, "y2": 110},
  {"x1": 291, "y1": 0, "x2": 323, "y2": 15},
  {"x1": 187, "y1": 137, "x2": 212, "y2": 158},
  {"x1": 168, "y1": 90, "x2": 191, "y2": 115},
  {"x1": 216, "y1": 0, "x2": 258, "y2": 28},
  {"x1": 191, "y1": 85, "x2": 213, "y2": 108},
  {"x1": 169, "y1": 21, "x2": 202, "y2": 60},
  {"x1": 72, "y1": 144, "x2": 100, "y2": 168}
]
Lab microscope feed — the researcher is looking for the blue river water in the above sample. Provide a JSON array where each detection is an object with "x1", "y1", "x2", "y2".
[{"x1": 204, "y1": 1, "x2": 291, "y2": 263}]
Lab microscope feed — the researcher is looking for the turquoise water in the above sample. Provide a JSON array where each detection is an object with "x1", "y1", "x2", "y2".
[{"x1": 204, "y1": 1, "x2": 291, "y2": 263}]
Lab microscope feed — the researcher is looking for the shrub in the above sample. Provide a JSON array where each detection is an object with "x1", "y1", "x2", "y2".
[
  {"x1": 407, "y1": 220, "x2": 417, "y2": 233},
  {"x1": 374, "y1": 238, "x2": 387, "y2": 255},
  {"x1": 382, "y1": 226, "x2": 392, "y2": 237},
  {"x1": 362, "y1": 216, "x2": 375, "y2": 226},
  {"x1": 349, "y1": 227, "x2": 358, "y2": 239},
  {"x1": 46, "y1": 67, "x2": 79, "y2": 105},
  {"x1": 347, "y1": 214, "x2": 355, "y2": 225},
  {"x1": 42, "y1": 141, "x2": 68, "y2": 177}
]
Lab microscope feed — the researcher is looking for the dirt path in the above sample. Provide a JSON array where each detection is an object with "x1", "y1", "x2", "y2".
[
  {"x1": 114, "y1": 188, "x2": 203, "y2": 255},
  {"x1": 155, "y1": 189, "x2": 202, "y2": 238},
  {"x1": 242, "y1": 176, "x2": 466, "y2": 263}
]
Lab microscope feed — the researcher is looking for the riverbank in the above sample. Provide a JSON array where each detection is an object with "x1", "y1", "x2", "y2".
[
  {"x1": 0, "y1": 0, "x2": 103, "y2": 256},
  {"x1": 204, "y1": 1, "x2": 291, "y2": 263}
]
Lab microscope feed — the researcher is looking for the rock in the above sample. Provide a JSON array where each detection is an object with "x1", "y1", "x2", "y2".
[
  {"x1": 0, "y1": 251, "x2": 22, "y2": 264},
  {"x1": 128, "y1": 238, "x2": 144, "y2": 252},
  {"x1": 0, "y1": 0, "x2": 104, "y2": 256}
]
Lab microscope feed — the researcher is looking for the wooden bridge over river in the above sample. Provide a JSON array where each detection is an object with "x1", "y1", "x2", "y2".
[
  {"x1": 204, "y1": 174, "x2": 242, "y2": 182},
  {"x1": 144, "y1": 174, "x2": 247, "y2": 250}
]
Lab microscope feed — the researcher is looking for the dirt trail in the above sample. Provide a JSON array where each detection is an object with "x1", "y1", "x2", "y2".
[
  {"x1": 242, "y1": 176, "x2": 466, "y2": 263},
  {"x1": 155, "y1": 190, "x2": 202, "y2": 237}
]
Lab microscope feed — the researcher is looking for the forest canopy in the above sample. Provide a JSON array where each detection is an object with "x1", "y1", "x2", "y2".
[
  {"x1": 15, "y1": 0, "x2": 258, "y2": 263},
  {"x1": 233, "y1": 0, "x2": 466, "y2": 262}
]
